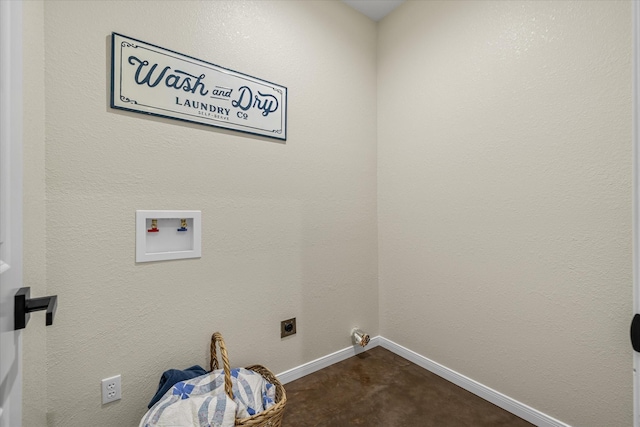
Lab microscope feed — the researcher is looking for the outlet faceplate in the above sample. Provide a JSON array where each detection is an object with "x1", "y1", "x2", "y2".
[
  {"x1": 101, "y1": 375, "x2": 121, "y2": 404},
  {"x1": 281, "y1": 318, "x2": 296, "y2": 338}
]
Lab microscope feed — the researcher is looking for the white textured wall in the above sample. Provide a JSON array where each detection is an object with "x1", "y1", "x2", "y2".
[
  {"x1": 39, "y1": 1, "x2": 378, "y2": 425},
  {"x1": 22, "y1": 1, "x2": 47, "y2": 426},
  {"x1": 378, "y1": 1, "x2": 632, "y2": 426},
  {"x1": 24, "y1": 1, "x2": 635, "y2": 426}
]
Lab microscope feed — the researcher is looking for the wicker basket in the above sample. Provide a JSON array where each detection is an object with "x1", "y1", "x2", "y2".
[{"x1": 210, "y1": 332, "x2": 287, "y2": 427}]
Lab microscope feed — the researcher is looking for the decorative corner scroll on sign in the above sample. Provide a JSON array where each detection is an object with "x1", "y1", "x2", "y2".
[{"x1": 110, "y1": 33, "x2": 287, "y2": 141}]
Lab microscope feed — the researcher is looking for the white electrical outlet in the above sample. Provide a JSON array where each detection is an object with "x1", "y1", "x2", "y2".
[{"x1": 101, "y1": 375, "x2": 121, "y2": 404}]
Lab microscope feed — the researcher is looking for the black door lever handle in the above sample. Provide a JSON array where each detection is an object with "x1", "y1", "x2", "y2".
[
  {"x1": 14, "y1": 287, "x2": 58, "y2": 330},
  {"x1": 631, "y1": 314, "x2": 640, "y2": 352}
]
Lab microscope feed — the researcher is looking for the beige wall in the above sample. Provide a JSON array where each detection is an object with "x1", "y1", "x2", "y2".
[
  {"x1": 378, "y1": 1, "x2": 632, "y2": 426},
  {"x1": 22, "y1": 1, "x2": 47, "y2": 426},
  {"x1": 22, "y1": 0, "x2": 635, "y2": 426},
  {"x1": 26, "y1": 1, "x2": 378, "y2": 425}
]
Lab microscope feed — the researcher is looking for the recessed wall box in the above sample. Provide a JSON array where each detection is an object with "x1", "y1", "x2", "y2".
[{"x1": 136, "y1": 210, "x2": 201, "y2": 262}]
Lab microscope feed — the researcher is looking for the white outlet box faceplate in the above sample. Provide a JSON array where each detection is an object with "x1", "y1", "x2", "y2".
[
  {"x1": 101, "y1": 375, "x2": 121, "y2": 404},
  {"x1": 136, "y1": 210, "x2": 202, "y2": 263}
]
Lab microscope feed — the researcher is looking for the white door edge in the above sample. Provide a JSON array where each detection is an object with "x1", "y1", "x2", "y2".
[{"x1": 0, "y1": 0, "x2": 23, "y2": 426}]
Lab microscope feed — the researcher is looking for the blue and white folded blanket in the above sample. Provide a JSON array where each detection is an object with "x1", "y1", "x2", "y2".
[{"x1": 140, "y1": 368, "x2": 276, "y2": 427}]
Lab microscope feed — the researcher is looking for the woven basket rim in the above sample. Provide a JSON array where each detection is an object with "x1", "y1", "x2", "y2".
[{"x1": 210, "y1": 332, "x2": 287, "y2": 427}]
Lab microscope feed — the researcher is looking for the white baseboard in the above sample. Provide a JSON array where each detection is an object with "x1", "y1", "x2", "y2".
[
  {"x1": 378, "y1": 337, "x2": 570, "y2": 427},
  {"x1": 276, "y1": 335, "x2": 570, "y2": 427},
  {"x1": 276, "y1": 336, "x2": 380, "y2": 385}
]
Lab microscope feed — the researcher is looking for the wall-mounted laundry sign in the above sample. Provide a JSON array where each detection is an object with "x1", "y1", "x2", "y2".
[{"x1": 110, "y1": 33, "x2": 287, "y2": 140}]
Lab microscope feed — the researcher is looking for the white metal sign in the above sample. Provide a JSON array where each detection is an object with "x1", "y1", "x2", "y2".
[{"x1": 111, "y1": 33, "x2": 287, "y2": 140}]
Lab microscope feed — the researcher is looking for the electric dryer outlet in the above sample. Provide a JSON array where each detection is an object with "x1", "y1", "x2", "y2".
[{"x1": 281, "y1": 318, "x2": 296, "y2": 338}]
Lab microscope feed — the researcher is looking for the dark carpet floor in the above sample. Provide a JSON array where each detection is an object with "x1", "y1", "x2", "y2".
[{"x1": 281, "y1": 346, "x2": 534, "y2": 426}]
